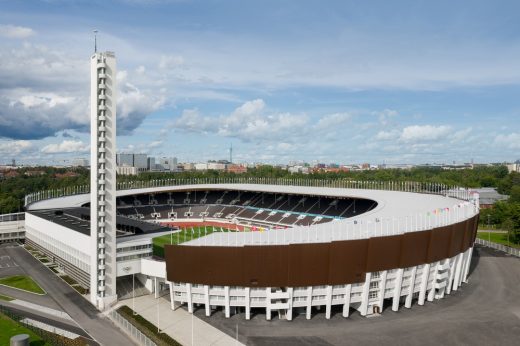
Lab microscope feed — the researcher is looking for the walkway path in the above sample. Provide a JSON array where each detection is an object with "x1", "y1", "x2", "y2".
[{"x1": 117, "y1": 294, "x2": 245, "y2": 346}]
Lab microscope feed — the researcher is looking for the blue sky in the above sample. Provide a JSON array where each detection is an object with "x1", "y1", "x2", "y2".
[{"x1": 0, "y1": 0, "x2": 519, "y2": 165}]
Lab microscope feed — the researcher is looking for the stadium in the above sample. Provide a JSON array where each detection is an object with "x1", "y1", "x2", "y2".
[{"x1": 22, "y1": 178, "x2": 480, "y2": 320}]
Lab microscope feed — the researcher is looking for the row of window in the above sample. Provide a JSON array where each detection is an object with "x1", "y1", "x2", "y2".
[
  {"x1": 116, "y1": 244, "x2": 152, "y2": 253},
  {"x1": 116, "y1": 252, "x2": 152, "y2": 262}
]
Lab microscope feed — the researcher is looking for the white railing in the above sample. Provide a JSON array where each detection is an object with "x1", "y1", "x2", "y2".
[
  {"x1": 109, "y1": 309, "x2": 157, "y2": 346},
  {"x1": 0, "y1": 212, "x2": 25, "y2": 222},
  {"x1": 181, "y1": 199, "x2": 479, "y2": 247},
  {"x1": 475, "y1": 238, "x2": 520, "y2": 257},
  {"x1": 24, "y1": 178, "x2": 475, "y2": 206}
]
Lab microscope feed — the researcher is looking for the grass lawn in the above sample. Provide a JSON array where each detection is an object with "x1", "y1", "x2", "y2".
[
  {"x1": 0, "y1": 275, "x2": 46, "y2": 295},
  {"x1": 477, "y1": 232, "x2": 520, "y2": 248},
  {"x1": 153, "y1": 226, "x2": 239, "y2": 257},
  {"x1": 0, "y1": 312, "x2": 51, "y2": 346},
  {"x1": 0, "y1": 293, "x2": 14, "y2": 301}
]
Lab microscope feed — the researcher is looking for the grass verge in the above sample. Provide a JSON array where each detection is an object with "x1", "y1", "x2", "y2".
[
  {"x1": 0, "y1": 275, "x2": 46, "y2": 295},
  {"x1": 0, "y1": 293, "x2": 14, "y2": 301},
  {"x1": 117, "y1": 305, "x2": 181, "y2": 346},
  {"x1": 477, "y1": 232, "x2": 520, "y2": 248},
  {"x1": 0, "y1": 311, "x2": 51, "y2": 346}
]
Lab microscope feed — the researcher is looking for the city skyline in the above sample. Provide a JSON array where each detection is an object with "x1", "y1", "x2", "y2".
[{"x1": 1, "y1": 0, "x2": 520, "y2": 165}]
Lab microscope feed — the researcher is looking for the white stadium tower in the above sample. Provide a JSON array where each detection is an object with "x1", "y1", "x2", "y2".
[{"x1": 90, "y1": 51, "x2": 118, "y2": 309}]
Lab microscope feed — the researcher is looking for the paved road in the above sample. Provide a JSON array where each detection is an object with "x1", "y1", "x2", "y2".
[
  {"x1": 3, "y1": 245, "x2": 136, "y2": 346},
  {"x1": 196, "y1": 245, "x2": 520, "y2": 346}
]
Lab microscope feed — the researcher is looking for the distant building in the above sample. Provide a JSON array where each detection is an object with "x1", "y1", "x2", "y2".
[
  {"x1": 195, "y1": 163, "x2": 208, "y2": 171},
  {"x1": 117, "y1": 165, "x2": 139, "y2": 176},
  {"x1": 72, "y1": 158, "x2": 89, "y2": 167},
  {"x1": 473, "y1": 188, "x2": 509, "y2": 209},
  {"x1": 157, "y1": 157, "x2": 178, "y2": 171},
  {"x1": 227, "y1": 164, "x2": 247, "y2": 174},
  {"x1": 506, "y1": 161, "x2": 520, "y2": 173},
  {"x1": 147, "y1": 157, "x2": 155, "y2": 171},
  {"x1": 116, "y1": 153, "x2": 148, "y2": 172}
]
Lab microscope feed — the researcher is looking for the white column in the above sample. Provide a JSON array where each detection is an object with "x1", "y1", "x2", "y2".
[
  {"x1": 392, "y1": 269, "x2": 404, "y2": 311},
  {"x1": 342, "y1": 284, "x2": 352, "y2": 318},
  {"x1": 446, "y1": 258, "x2": 457, "y2": 295},
  {"x1": 463, "y1": 247, "x2": 474, "y2": 282},
  {"x1": 154, "y1": 277, "x2": 159, "y2": 299},
  {"x1": 204, "y1": 285, "x2": 210, "y2": 317},
  {"x1": 452, "y1": 253, "x2": 464, "y2": 291},
  {"x1": 405, "y1": 266, "x2": 417, "y2": 308},
  {"x1": 360, "y1": 272, "x2": 371, "y2": 316},
  {"x1": 418, "y1": 264, "x2": 430, "y2": 305},
  {"x1": 245, "y1": 287, "x2": 251, "y2": 320},
  {"x1": 265, "y1": 288, "x2": 272, "y2": 320},
  {"x1": 305, "y1": 286, "x2": 312, "y2": 320},
  {"x1": 325, "y1": 285, "x2": 333, "y2": 319},
  {"x1": 224, "y1": 286, "x2": 230, "y2": 318},
  {"x1": 169, "y1": 281, "x2": 175, "y2": 310},
  {"x1": 377, "y1": 271, "x2": 388, "y2": 311},
  {"x1": 286, "y1": 287, "x2": 294, "y2": 321},
  {"x1": 186, "y1": 283, "x2": 193, "y2": 313}
]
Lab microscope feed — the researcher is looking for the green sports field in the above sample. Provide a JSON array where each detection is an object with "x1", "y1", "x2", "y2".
[{"x1": 152, "y1": 226, "x2": 237, "y2": 257}]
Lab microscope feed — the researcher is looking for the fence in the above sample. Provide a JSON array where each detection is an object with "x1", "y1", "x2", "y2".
[
  {"x1": 109, "y1": 309, "x2": 157, "y2": 346},
  {"x1": 0, "y1": 304, "x2": 79, "y2": 346},
  {"x1": 475, "y1": 238, "x2": 520, "y2": 257},
  {"x1": 24, "y1": 177, "x2": 477, "y2": 206}
]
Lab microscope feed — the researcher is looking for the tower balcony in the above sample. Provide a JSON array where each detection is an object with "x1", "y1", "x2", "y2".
[
  {"x1": 98, "y1": 158, "x2": 106, "y2": 164},
  {"x1": 98, "y1": 73, "x2": 107, "y2": 79},
  {"x1": 98, "y1": 136, "x2": 106, "y2": 143},
  {"x1": 98, "y1": 253, "x2": 106, "y2": 260},
  {"x1": 98, "y1": 179, "x2": 105, "y2": 185},
  {"x1": 98, "y1": 264, "x2": 106, "y2": 270},
  {"x1": 98, "y1": 211, "x2": 106, "y2": 217},
  {"x1": 98, "y1": 285, "x2": 105, "y2": 292},
  {"x1": 98, "y1": 94, "x2": 107, "y2": 100},
  {"x1": 98, "y1": 83, "x2": 106, "y2": 89},
  {"x1": 98, "y1": 232, "x2": 106, "y2": 238},
  {"x1": 98, "y1": 275, "x2": 105, "y2": 281},
  {"x1": 98, "y1": 104, "x2": 106, "y2": 111},
  {"x1": 98, "y1": 221, "x2": 105, "y2": 227},
  {"x1": 98, "y1": 147, "x2": 106, "y2": 153},
  {"x1": 97, "y1": 62, "x2": 106, "y2": 69},
  {"x1": 98, "y1": 200, "x2": 105, "y2": 206},
  {"x1": 98, "y1": 115, "x2": 106, "y2": 121},
  {"x1": 98, "y1": 243, "x2": 106, "y2": 249},
  {"x1": 98, "y1": 168, "x2": 106, "y2": 175},
  {"x1": 98, "y1": 125, "x2": 106, "y2": 132}
]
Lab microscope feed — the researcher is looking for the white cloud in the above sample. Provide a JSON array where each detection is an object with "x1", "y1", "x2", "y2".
[
  {"x1": 0, "y1": 41, "x2": 164, "y2": 139},
  {"x1": 315, "y1": 113, "x2": 351, "y2": 130},
  {"x1": 41, "y1": 140, "x2": 89, "y2": 154},
  {"x1": 375, "y1": 130, "x2": 400, "y2": 141},
  {"x1": 0, "y1": 25, "x2": 34, "y2": 39},
  {"x1": 159, "y1": 54, "x2": 184, "y2": 70},
  {"x1": 0, "y1": 140, "x2": 33, "y2": 155},
  {"x1": 494, "y1": 133, "x2": 520, "y2": 150},
  {"x1": 399, "y1": 125, "x2": 452, "y2": 143}
]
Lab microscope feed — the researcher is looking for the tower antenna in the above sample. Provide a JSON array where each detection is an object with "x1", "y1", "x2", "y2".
[{"x1": 93, "y1": 29, "x2": 98, "y2": 53}]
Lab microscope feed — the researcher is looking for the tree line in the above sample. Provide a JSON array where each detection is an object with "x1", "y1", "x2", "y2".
[{"x1": 1, "y1": 165, "x2": 518, "y2": 244}]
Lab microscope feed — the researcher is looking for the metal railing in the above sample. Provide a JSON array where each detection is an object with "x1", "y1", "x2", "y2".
[
  {"x1": 109, "y1": 309, "x2": 157, "y2": 346},
  {"x1": 0, "y1": 212, "x2": 25, "y2": 222},
  {"x1": 24, "y1": 177, "x2": 476, "y2": 206},
  {"x1": 475, "y1": 238, "x2": 520, "y2": 257}
]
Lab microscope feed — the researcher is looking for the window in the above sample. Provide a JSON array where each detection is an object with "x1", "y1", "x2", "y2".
[
  {"x1": 369, "y1": 291, "x2": 378, "y2": 299},
  {"x1": 369, "y1": 282, "x2": 379, "y2": 290}
]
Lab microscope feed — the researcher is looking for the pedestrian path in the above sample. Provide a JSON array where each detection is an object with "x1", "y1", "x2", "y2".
[{"x1": 116, "y1": 294, "x2": 245, "y2": 346}]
